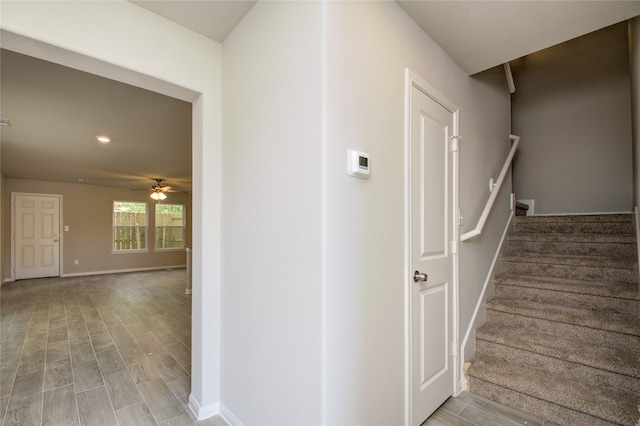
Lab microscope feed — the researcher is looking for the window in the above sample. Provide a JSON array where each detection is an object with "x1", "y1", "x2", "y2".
[
  {"x1": 155, "y1": 204, "x2": 185, "y2": 250},
  {"x1": 113, "y1": 201, "x2": 147, "y2": 251}
]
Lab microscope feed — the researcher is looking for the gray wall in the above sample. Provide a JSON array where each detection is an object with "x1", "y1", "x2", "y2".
[
  {"x1": 511, "y1": 22, "x2": 633, "y2": 214},
  {"x1": 4, "y1": 178, "x2": 192, "y2": 279},
  {"x1": 630, "y1": 17, "x2": 640, "y2": 208}
]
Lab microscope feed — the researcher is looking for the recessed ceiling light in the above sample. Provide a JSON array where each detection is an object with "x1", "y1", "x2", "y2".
[{"x1": 96, "y1": 136, "x2": 111, "y2": 143}]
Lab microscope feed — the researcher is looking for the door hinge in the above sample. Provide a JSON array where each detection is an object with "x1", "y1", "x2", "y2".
[
  {"x1": 451, "y1": 240, "x2": 458, "y2": 254},
  {"x1": 449, "y1": 135, "x2": 460, "y2": 152},
  {"x1": 450, "y1": 342, "x2": 458, "y2": 357}
]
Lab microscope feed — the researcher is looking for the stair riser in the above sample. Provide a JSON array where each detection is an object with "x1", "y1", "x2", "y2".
[
  {"x1": 475, "y1": 340, "x2": 640, "y2": 392},
  {"x1": 485, "y1": 310, "x2": 640, "y2": 352},
  {"x1": 469, "y1": 379, "x2": 620, "y2": 426},
  {"x1": 508, "y1": 240, "x2": 637, "y2": 258},
  {"x1": 502, "y1": 261, "x2": 638, "y2": 284},
  {"x1": 494, "y1": 285, "x2": 638, "y2": 314},
  {"x1": 515, "y1": 222, "x2": 634, "y2": 234}
]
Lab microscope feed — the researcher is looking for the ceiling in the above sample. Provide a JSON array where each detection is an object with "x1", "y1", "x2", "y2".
[
  {"x1": 129, "y1": 0, "x2": 256, "y2": 44},
  {"x1": 397, "y1": 1, "x2": 640, "y2": 75},
  {"x1": 2, "y1": 1, "x2": 639, "y2": 193},
  {"x1": 1, "y1": 49, "x2": 193, "y2": 193},
  {"x1": 132, "y1": 1, "x2": 640, "y2": 75}
]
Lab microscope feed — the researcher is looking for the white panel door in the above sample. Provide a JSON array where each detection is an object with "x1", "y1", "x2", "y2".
[
  {"x1": 409, "y1": 82, "x2": 456, "y2": 425},
  {"x1": 14, "y1": 194, "x2": 60, "y2": 279}
]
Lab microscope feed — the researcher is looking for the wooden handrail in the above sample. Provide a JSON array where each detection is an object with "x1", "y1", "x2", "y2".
[{"x1": 461, "y1": 134, "x2": 520, "y2": 242}]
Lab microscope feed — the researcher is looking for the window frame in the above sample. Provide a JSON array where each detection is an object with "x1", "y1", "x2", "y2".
[
  {"x1": 154, "y1": 203, "x2": 186, "y2": 251},
  {"x1": 112, "y1": 201, "x2": 149, "y2": 253}
]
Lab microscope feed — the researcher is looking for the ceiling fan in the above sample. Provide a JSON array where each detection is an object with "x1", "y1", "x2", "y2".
[{"x1": 150, "y1": 178, "x2": 172, "y2": 200}]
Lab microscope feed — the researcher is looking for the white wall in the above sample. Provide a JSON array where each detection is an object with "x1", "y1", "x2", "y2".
[
  {"x1": 221, "y1": 2, "x2": 323, "y2": 424},
  {"x1": 222, "y1": 2, "x2": 511, "y2": 424},
  {"x1": 3, "y1": 2, "x2": 513, "y2": 424},
  {"x1": 323, "y1": 2, "x2": 511, "y2": 424},
  {"x1": 0, "y1": 1, "x2": 222, "y2": 417},
  {"x1": 511, "y1": 22, "x2": 633, "y2": 214}
]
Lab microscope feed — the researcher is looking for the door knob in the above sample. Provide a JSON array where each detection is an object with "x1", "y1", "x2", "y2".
[{"x1": 413, "y1": 270, "x2": 428, "y2": 283}]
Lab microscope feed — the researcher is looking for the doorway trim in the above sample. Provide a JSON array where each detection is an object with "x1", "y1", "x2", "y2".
[
  {"x1": 10, "y1": 192, "x2": 64, "y2": 281},
  {"x1": 404, "y1": 68, "x2": 461, "y2": 424},
  {"x1": 2, "y1": 15, "x2": 220, "y2": 419}
]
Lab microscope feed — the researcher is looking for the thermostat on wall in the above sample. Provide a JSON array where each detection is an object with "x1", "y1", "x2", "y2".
[{"x1": 347, "y1": 149, "x2": 370, "y2": 179}]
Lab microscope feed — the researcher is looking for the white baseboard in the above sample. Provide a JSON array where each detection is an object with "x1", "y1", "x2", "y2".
[
  {"x1": 219, "y1": 402, "x2": 244, "y2": 426},
  {"x1": 455, "y1": 377, "x2": 468, "y2": 396},
  {"x1": 60, "y1": 264, "x2": 186, "y2": 278},
  {"x1": 187, "y1": 395, "x2": 243, "y2": 425},
  {"x1": 460, "y1": 210, "x2": 514, "y2": 362},
  {"x1": 188, "y1": 394, "x2": 220, "y2": 422}
]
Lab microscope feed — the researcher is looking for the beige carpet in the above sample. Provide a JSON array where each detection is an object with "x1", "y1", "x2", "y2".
[{"x1": 467, "y1": 214, "x2": 640, "y2": 426}]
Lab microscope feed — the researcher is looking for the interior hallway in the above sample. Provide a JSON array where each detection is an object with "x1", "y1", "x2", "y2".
[
  {"x1": 1, "y1": 269, "x2": 550, "y2": 426},
  {"x1": 0, "y1": 269, "x2": 225, "y2": 426}
]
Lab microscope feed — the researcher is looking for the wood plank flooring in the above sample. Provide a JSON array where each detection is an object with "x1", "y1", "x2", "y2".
[
  {"x1": 0, "y1": 270, "x2": 226, "y2": 426},
  {"x1": 423, "y1": 391, "x2": 558, "y2": 426},
  {"x1": 2, "y1": 269, "x2": 555, "y2": 425}
]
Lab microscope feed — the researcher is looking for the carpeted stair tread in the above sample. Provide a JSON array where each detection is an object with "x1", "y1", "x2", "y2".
[
  {"x1": 515, "y1": 222, "x2": 635, "y2": 235},
  {"x1": 508, "y1": 233, "x2": 637, "y2": 258},
  {"x1": 494, "y1": 274, "x2": 639, "y2": 300},
  {"x1": 476, "y1": 322, "x2": 640, "y2": 378},
  {"x1": 469, "y1": 378, "x2": 629, "y2": 426},
  {"x1": 486, "y1": 309, "x2": 640, "y2": 352},
  {"x1": 514, "y1": 215, "x2": 635, "y2": 235},
  {"x1": 509, "y1": 232, "x2": 637, "y2": 243},
  {"x1": 494, "y1": 277, "x2": 638, "y2": 313},
  {"x1": 495, "y1": 284, "x2": 638, "y2": 313},
  {"x1": 515, "y1": 214, "x2": 634, "y2": 223},
  {"x1": 475, "y1": 340, "x2": 640, "y2": 395},
  {"x1": 486, "y1": 297, "x2": 640, "y2": 336},
  {"x1": 502, "y1": 253, "x2": 638, "y2": 284},
  {"x1": 469, "y1": 213, "x2": 640, "y2": 425},
  {"x1": 468, "y1": 352, "x2": 639, "y2": 425},
  {"x1": 503, "y1": 252, "x2": 638, "y2": 269}
]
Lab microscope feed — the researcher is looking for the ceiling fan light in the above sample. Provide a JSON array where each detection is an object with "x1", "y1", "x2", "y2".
[{"x1": 150, "y1": 191, "x2": 167, "y2": 201}]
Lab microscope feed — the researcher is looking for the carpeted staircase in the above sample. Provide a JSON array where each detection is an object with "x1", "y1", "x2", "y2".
[{"x1": 467, "y1": 213, "x2": 640, "y2": 425}]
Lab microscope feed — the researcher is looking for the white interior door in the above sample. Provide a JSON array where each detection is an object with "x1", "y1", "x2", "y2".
[
  {"x1": 14, "y1": 193, "x2": 61, "y2": 280},
  {"x1": 408, "y1": 79, "x2": 457, "y2": 425}
]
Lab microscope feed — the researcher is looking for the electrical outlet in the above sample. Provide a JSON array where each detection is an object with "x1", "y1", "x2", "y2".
[{"x1": 74, "y1": 259, "x2": 79, "y2": 265}]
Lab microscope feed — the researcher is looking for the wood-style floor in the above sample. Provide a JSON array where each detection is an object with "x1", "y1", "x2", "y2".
[
  {"x1": 424, "y1": 391, "x2": 556, "y2": 426},
  {"x1": 2, "y1": 269, "x2": 552, "y2": 426},
  {"x1": 0, "y1": 269, "x2": 225, "y2": 426}
]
